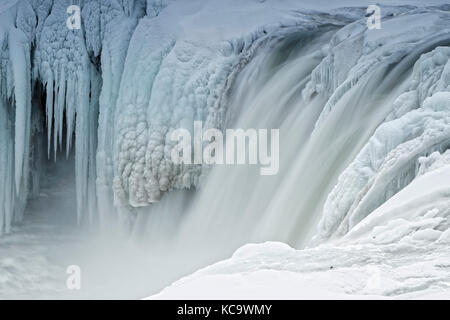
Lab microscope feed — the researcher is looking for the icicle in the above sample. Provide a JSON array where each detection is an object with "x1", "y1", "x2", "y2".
[
  {"x1": 0, "y1": 97, "x2": 17, "y2": 235},
  {"x1": 0, "y1": 101, "x2": 8, "y2": 235},
  {"x1": 65, "y1": 75, "x2": 76, "y2": 158},
  {"x1": 53, "y1": 63, "x2": 59, "y2": 161},
  {"x1": 46, "y1": 72, "x2": 54, "y2": 159},
  {"x1": 8, "y1": 28, "x2": 32, "y2": 195},
  {"x1": 4, "y1": 139, "x2": 14, "y2": 234},
  {"x1": 55, "y1": 65, "x2": 67, "y2": 156},
  {"x1": 75, "y1": 64, "x2": 91, "y2": 224}
]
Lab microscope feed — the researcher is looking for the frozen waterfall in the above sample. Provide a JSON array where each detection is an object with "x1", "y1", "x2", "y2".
[{"x1": 1, "y1": 0, "x2": 450, "y2": 299}]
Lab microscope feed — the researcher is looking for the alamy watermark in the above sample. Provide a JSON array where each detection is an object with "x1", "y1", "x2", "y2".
[
  {"x1": 170, "y1": 121, "x2": 279, "y2": 176},
  {"x1": 367, "y1": 5, "x2": 381, "y2": 29},
  {"x1": 66, "y1": 265, "x2": 81, "y2": 290},
  {"x1": 66, "y1": 5, "x2": 81, "y2": 30},
  {"x1": 66, "y1": 4, "x2": 381, "y2": 31}
]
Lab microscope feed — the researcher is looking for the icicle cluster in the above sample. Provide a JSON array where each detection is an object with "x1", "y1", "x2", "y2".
[
  {"x1": 0, "y1": 0, "x2": 145, "y2": 233},
  {"x1": 0, "y1": 1, "x2": 35, "y2": 234}
]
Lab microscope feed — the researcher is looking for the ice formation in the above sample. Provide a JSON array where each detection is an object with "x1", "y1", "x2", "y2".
[
  {"x1": 0, "y1": 0, "x2": 361, "y2": 231},
  {"x1": 314, "y1": 50, "x2": 450, "y2": 243},
  {"x1": 111, "y1": 0, "x2": 351, "y2": 207},
  {"x1": 1, "y1": 0, "x2": 450, "y2": 299},
  {"x1": 0, "y1": 0, "x2": 146, "y2": 232}
]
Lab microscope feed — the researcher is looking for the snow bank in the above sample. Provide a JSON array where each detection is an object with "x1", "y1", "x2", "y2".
[{"x1": 150, "y1": 236, "x2": 450, "y2": 299}]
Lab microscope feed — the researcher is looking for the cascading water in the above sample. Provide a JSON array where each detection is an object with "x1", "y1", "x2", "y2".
[
  {"x1": 133, "y1": 28, "x2": 341, "y2": 257},
  {"x1": 131, "y1": 20, "x2": 447, "y2": 287}
]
